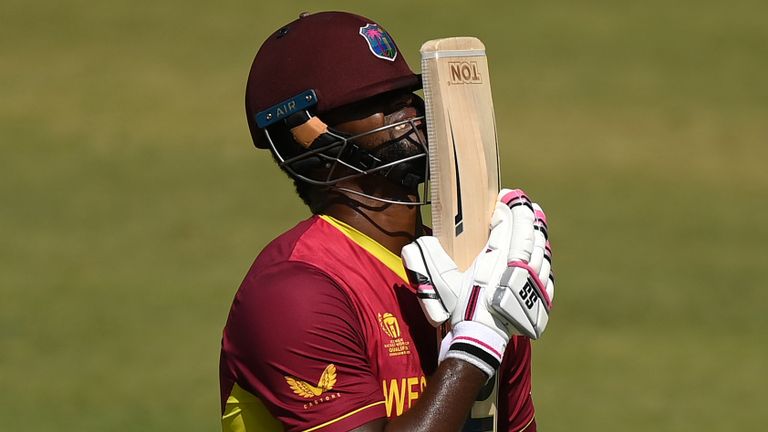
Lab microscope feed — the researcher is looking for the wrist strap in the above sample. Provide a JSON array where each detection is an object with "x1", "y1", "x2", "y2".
[{"x1": 445, "y1": 321, "x2": 507, "y2": 378}]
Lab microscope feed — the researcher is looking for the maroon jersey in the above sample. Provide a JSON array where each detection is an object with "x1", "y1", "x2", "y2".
[{"x1": 219, "y1": 215, "x2": 535, "y2": 431}]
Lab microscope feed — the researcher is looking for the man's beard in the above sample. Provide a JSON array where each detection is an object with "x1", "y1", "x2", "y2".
[{"x1": 370, "y1": 132, "x2": 428, "y2": 180}]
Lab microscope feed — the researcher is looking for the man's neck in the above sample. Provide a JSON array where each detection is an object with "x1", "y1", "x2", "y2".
[{"x1": 321, "y1": 183, "x2": 422, "y2": 256}]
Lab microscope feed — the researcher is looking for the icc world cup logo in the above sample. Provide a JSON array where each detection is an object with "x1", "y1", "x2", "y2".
[{"x1": 377, "y1": 312, "x2": 401, "y2": 339}]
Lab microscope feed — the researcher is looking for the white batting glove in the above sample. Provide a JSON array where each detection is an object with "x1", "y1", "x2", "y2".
[
  {"x1": 403, "y1": 193, "x2": 522, "y2": 377},
  {"x1": 402, "y1": 189, "x2": 555, "y2": 377},
  {"x1": 490, "y1": 189, "x2": 554, "y2": 340}
]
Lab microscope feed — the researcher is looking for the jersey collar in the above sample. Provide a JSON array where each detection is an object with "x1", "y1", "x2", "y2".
[{"x1": 319, "y1": 214, "x2": 409, "y2": 283}]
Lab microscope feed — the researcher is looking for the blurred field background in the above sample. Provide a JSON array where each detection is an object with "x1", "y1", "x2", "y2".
[{"x1": 2, "y1": 0, "x2": 766, "y2": 430}]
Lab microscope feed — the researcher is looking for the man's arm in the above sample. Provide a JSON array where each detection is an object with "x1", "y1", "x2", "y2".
[
  {"x1": 221, "y1": 262, "x2": 390, "y2": 431},
  {"x1": 356, "y1": 189, "x2": 553, "y2": 432},
  {"x1": 352, "y1": 358, "x2": 486, "y2": 432}
]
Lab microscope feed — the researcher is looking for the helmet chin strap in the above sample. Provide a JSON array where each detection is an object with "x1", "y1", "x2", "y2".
[{"x1": 331, "y1": 186, "x2": 427, "y2": 207}]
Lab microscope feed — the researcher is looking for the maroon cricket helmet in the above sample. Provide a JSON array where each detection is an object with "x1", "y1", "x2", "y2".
[{"x1": 245, "y1": 11, "x2": 421, "y2": 149}]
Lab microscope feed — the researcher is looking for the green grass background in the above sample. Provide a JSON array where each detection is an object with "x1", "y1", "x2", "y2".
[{"x1": 2, "y1": 0, "x2": 766, "y2": 430}]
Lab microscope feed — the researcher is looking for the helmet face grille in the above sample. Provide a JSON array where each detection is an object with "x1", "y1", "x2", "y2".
[{"x1": 265, "y1": 116, "x2": 428, "y2": 190}]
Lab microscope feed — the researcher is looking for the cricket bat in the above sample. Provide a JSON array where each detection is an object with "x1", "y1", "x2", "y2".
[{"x1": 421, "y1": 37, "x2": 501, "y2": 432}]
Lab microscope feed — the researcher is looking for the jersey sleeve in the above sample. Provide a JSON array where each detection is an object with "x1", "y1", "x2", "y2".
[
  {"x1": 221, "y1": 260, "x2": 387, "y2": 432},
  {"x1": 497, "y1": 336, "x2": 536, "y2": 431}
]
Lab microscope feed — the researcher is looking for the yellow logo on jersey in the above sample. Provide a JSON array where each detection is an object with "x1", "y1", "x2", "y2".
[
  {"x1": 378, "y1": 312, "x2": 411, "y2": 357},
  {"x1": 285, "y1": 364, "x2": 337, "y2": 398},
  {"x1": 382, "y1": 375, "x2": 427, "y2": 417},
  {"x1": 378, "y1": 312, "x2": 401, "y2": 338}
]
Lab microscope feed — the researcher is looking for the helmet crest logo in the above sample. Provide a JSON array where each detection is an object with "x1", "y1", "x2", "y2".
[{"x1": 359, "y1": 24, "x2": 397, "y2": 61}]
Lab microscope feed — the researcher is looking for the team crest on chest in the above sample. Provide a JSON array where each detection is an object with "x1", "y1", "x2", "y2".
[
  {"x1": 359, "y1": 24, "x2": 398, "y2": 61},
  {"x1": 377, "y1": 312, "x2": 411, "y2": 357}
]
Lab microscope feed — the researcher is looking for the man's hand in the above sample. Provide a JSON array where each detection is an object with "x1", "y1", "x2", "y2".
[
  {"x1": 490, "y1": 189, "x2": 554, "y2": 339},
  {"x1": 402, "y1": 189, "x2": 555, "y2": 376}
]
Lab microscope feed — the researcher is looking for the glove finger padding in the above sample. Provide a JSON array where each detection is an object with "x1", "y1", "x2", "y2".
[
  {"x1": 402, "y1": 236, "x2": 462, "y2": 327},
  {"x1": 489, "y1": 193, "x2": 554, "y2": 339},
  {"x1": 473, "y1": 202, "x2": 514, "y2": 289},
  {"x1": 499, "y1": 189, "x2": 536, "y2": 262},
  {"x1": 544, "y1": 241, "x2": 555, "y2": 302},
  {"x1": 534, "y1": 203, "x2": 555, "y2": 304},
  {"x1": 528, "y1": 204, "x2": 548, "y2": 276}
]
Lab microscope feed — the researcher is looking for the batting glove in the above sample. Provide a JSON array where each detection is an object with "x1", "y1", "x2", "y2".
[
  {"x1": 402, "y1": 189, "x2": 555, "y2": 377},
  {"x1": 490, "y1": 189, "x2": 554, "y2": 340}
]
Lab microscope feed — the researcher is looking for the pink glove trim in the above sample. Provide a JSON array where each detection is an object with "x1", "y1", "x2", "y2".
[
  {"x1": 464, "y1": 285, "x2": 482, "y2": 321},
  {"x1": 507, "y1": 261, "x2": 553, "y2": 310},
  {"x1": 501, "y1": 189, "x2": 531, "y2": 207},
  {"x1": 417, "y1": 284, "x2": 433, "y2": 293}
]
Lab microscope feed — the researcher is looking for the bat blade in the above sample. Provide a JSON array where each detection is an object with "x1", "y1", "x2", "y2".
[
  {"x1": 421, "y1": 37, "x2": 500, "y2": 271},
  {"x1": 421, "y1": 37, "x2": 501, "y2": 432}
]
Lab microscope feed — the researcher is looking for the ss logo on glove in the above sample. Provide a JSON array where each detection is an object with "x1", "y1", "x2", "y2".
[{"x1": 519, "y1": 281, "x2": 539, "y2": 310}]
